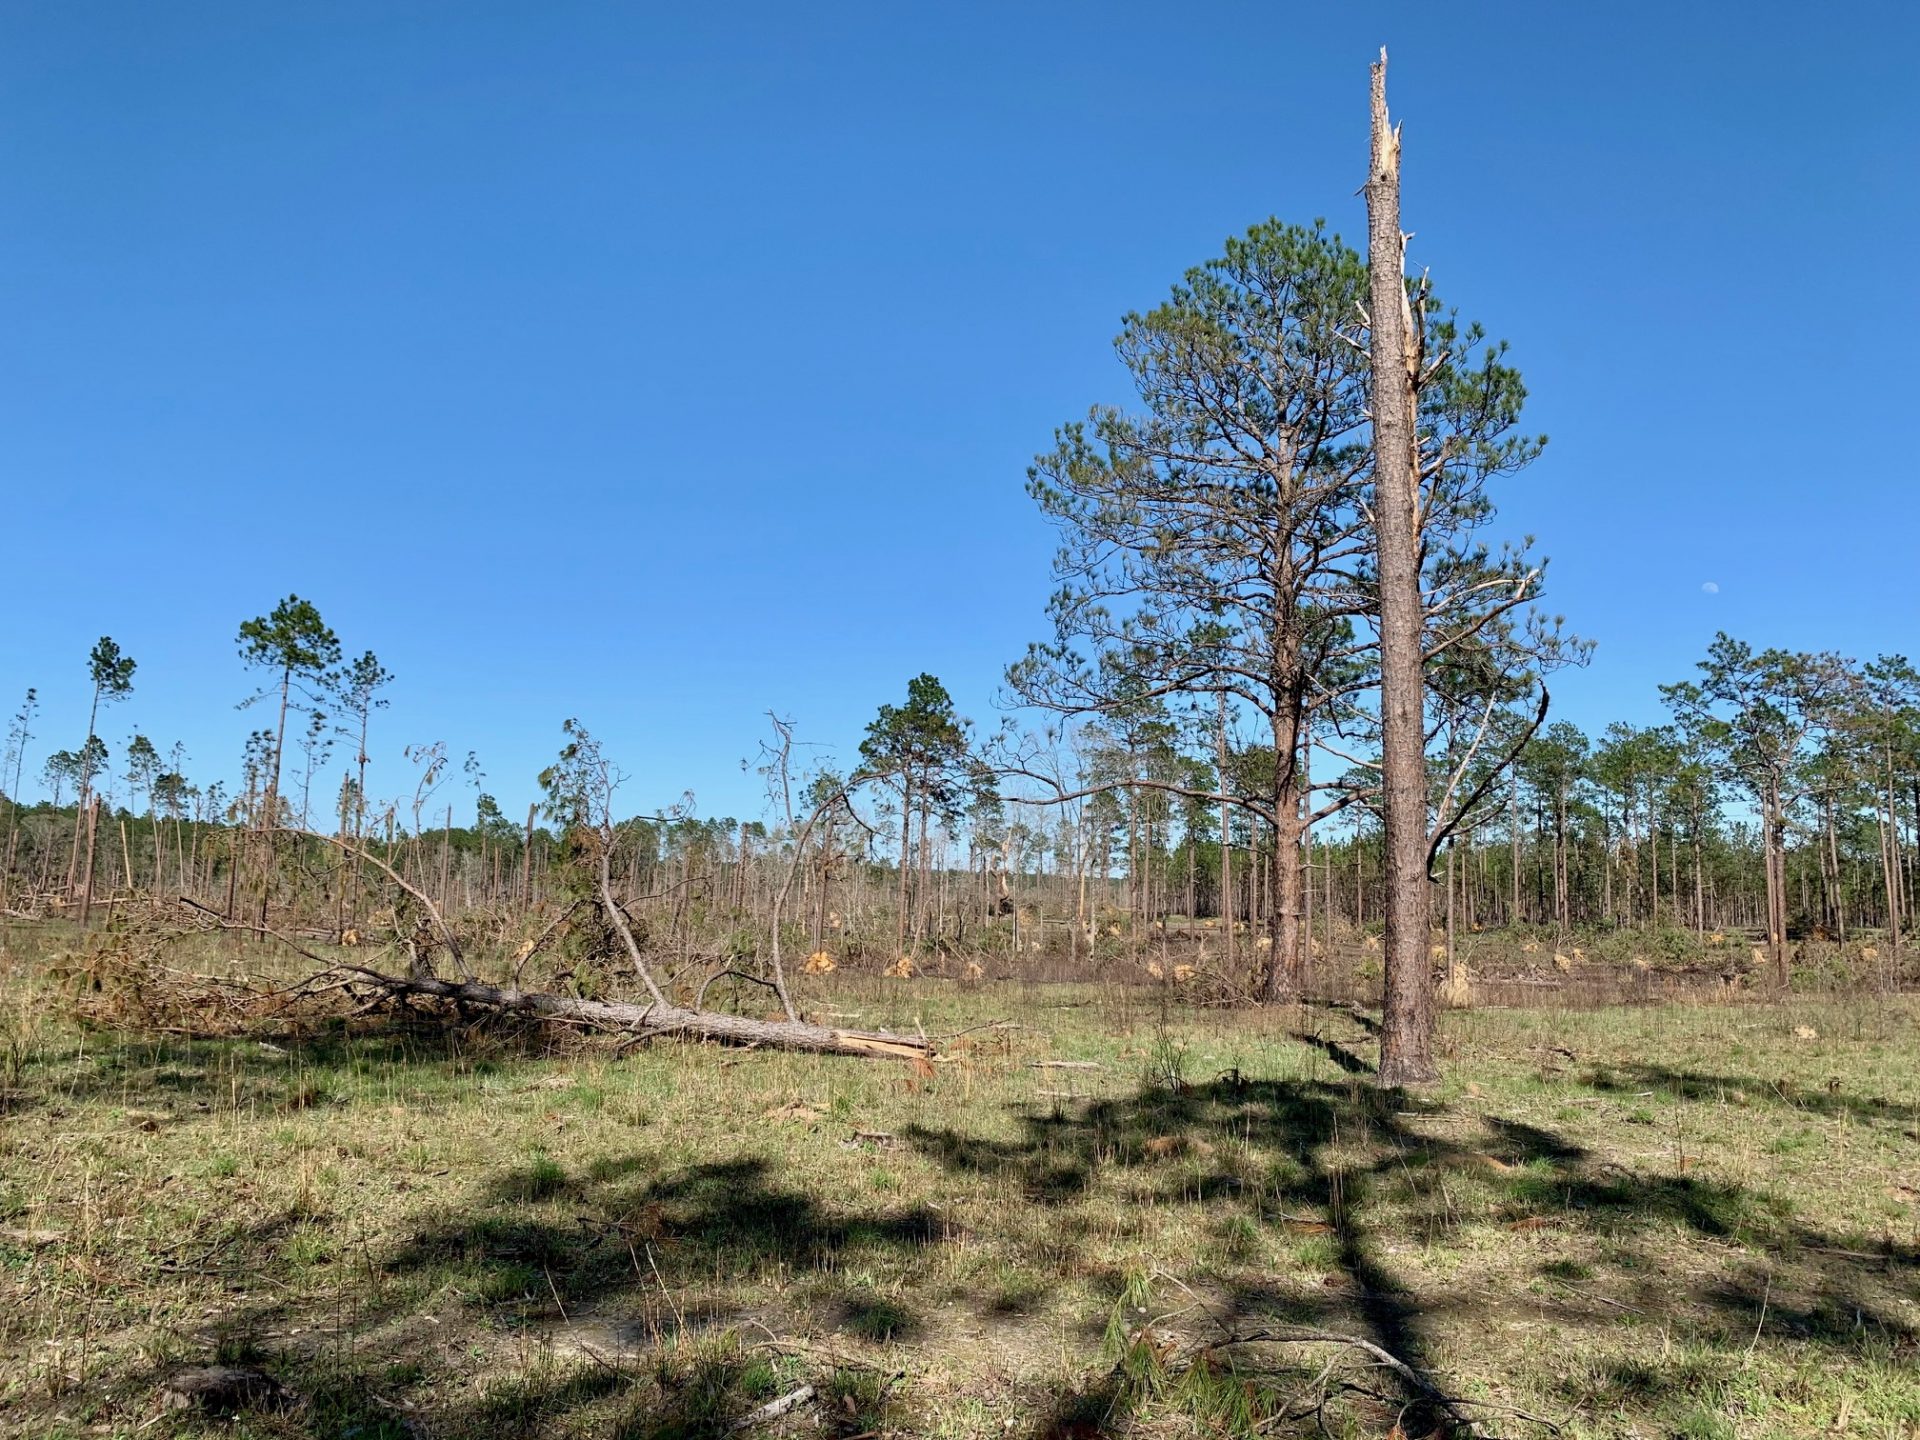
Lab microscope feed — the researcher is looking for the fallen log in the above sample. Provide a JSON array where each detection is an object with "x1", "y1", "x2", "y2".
[
  {"x1": 341, "y1": 966, "x2": 934, "y2": 1060},
  {"x1": 169, "y1": 898, "x2": 932, "y2": 1061}
]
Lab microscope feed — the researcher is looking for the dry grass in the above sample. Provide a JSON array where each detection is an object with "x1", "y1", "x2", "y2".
[{"x1": 1, "y1": 920, "x2": 1917, "y2": 1439}]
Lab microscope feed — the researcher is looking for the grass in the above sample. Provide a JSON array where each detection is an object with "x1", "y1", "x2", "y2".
[{"x1": 1, "y1": 922, "x2": 1917, "y2": 1438}]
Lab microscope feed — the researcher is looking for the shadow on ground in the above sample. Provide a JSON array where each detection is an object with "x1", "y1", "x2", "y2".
[
  {"x1": 903, "y1": 1044, "x2": 1918, "y2": 1438},
  {"x1": 25, "y1": 1013, "x2": 1920, "y2": 1439}
]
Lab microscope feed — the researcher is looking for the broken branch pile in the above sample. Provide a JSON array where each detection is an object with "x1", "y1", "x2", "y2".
[{"x1": 53, "y1": 898, "x2": 933, "y2": 1061}]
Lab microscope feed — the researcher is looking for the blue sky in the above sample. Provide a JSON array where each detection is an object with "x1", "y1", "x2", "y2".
[{"x1": 3, "y1": 1, "x2": 1915, "y2": 824}]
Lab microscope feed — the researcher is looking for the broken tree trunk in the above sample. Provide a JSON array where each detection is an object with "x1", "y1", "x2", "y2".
[
  {"x1": 1365, "y1": 49, "x2": 1440, "y2": 1088},
  {"x1": 340, "y1": 966, "x2": 934, "y2": 1059}
]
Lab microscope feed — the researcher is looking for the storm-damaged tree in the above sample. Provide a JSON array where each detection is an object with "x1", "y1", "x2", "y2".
[
  {"x1": 329, "y1": 651, "x2": 395, "y2": 924},
  {"x1": 124, "y1": 733, "x2": 161, "y2": 890},
  {"x1": 237, "y1": 598, "x2": 340, "y2": 827},
  {"x1": 1362, "y1": 51, "x2": 1580, "y2": 1084},
  {"x1": 237, "y1": 597, "x2": 341, "y2": 923},
  {"x1": 40, "y1": 744, "x2": 101, "y2": 897},
  {"x1": 797, "y1": 768, "x2": 859, "y2": 956},
  {"x1": 2, "y1": 687, "x2": 38, "y2": 904},
  {"x1": 66, "y1": 638, "x2": 136, "y2": 922},
  {"x1": 1365, "y1": 47, "x2": 1427, "y2": 1084},
  {"x1": 152, "y1": 757, "x2": 197, "y2": 897},
  {"x1": 176, "y1": 716, "x2": 934, "y2": 1061},
  {"x1": 467, "y1": 718, "x2": 927, "y2": 1056},
  {"x1": 1009, "y1": 192, "x2": 1571, "y2": 1016},
  {"x1": 291, "y1": 710, "x2": 333, "y2": 830}
]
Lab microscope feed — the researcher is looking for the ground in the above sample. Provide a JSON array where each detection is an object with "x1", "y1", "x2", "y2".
[{"x1": 2, "y1": 929, "x2": 1917, "y2": 1439}]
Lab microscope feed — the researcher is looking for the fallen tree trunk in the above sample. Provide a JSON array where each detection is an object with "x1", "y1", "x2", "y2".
[{"x1": 342, "y1": 965, "x2": 934, "y2": 1059}]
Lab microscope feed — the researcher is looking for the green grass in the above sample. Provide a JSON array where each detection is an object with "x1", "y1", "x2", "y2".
[{"x1": 1, "y1": 923, "x2": 1917, "y2": 1437}]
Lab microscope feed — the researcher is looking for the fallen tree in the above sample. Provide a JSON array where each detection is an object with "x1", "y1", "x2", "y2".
[
  {"x1": 66, "y1": 733, "x2": 940, "y2": 1063},
  {"x1": 158, "y1": 895, "x2": 935, "y2": 1060},
  {"x1": 326, "y1": 964, "x2": 934, "y2": 1059}
]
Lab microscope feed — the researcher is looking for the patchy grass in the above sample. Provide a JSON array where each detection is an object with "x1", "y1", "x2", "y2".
[{"x1": 1, "y1": 923, "x2": 1917, "y2": 1438}]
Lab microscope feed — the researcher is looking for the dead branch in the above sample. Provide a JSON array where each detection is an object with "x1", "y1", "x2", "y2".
[
  {"x1": 177, "y1": 896, "x2": 334, "y2": 970},
  {"x1": 694, "y1": 966, "x2": 784, "y2": 1010},
  {"x1": 280, "y1": 827, "x2": 473, "y2": 980},
  {"x1": 726, "y1": 1384, "x2": 815, "y2": 1433},
  {"x1": 1424, "y1": 685, "x2": 1552, "y2": 877},
  {"x1": 597, "y1": 842, "x2": 670, "y2": 1008},
  {"x1": 512, "y1": 898, "x2": 587, "y2": 986},
  {"x1": 1212, "y1": 1326, "x2": 1514, "y2": 1435}
]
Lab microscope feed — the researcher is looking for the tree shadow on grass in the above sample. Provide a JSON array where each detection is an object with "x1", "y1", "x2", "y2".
[
  {"x1": 908, "y1": 1075, "x2": 1461, "y2": 1434},
  {"x1": 1583, "y1": 1058, "x2": 1920, "y2": 1128},
  {"x1": 95, "y1": 1151, "x2": 939, "y2": 1440},
  {"x1": 903, "y1": 1051, "x2": 1919, "y2": 1439},
  {"x1": 384, "y1": 1154, "x2": 947, "y2": 1335},
  {"x1": 31, "y1": 1016, "x2": 1920, "y2": 1439},
  {"x1": 1288, "y1": 1027, "x2": 1376, "y2": 1075},
  {"x1": 38, "y1": 1021, "x2": 569, "y2": 1124}
]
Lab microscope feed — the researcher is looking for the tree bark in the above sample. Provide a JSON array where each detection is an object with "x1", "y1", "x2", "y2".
[
  {"x1": 66, "y1": 681, "x2": 103, "y2": 900},
  {"x1": 1509, "y1": 784, "x2": 1521, "y2": 924},
  {"x1": 1764, "y1": 781, "x2": 1787, "y2": 986},
  {"x1": 1366, "y1": 50, "x2": 1438, "y2": 1086},
  {"x1": 1263, "y1": 733, "x2": 1305, "y2": 1001},
  {"x1": 313, "y1": 964, "x2": 932, "y2": 1059},
  {"x1": 1555, "y1": 786, "x2": 1569, "y2": 929},
  {"x1": 895, "y1": 773, "x2": 913, "y2": 959},
  {"x1": 1268, "y1": 795, "x2": 1304, "y2": 1000},
  {"x1": 77, "y1": 796, "x2": 101, "y2": 927},
  {"x1": 1219, "y1": 690, "x2": 1234, "y2": 980}
]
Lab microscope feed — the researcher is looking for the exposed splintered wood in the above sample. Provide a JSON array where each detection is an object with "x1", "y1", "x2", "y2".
[
  {"x1": 341, "y1": 966, "x2": 935, "y2": 1059},
  {"x1": 1365, "y1": 48, "x2": 1440, "y2": 1088}
]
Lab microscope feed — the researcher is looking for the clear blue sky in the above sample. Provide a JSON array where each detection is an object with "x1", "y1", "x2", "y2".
[{"x1": 3, "y1": 2, "x2": 1915, "y2": 824}]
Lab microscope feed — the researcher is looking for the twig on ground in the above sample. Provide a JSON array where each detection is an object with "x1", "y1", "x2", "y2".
[
  {"x1": 932, "y1": 1017, "x2": 1020, "y2": 1041},
  {"x1": 1743, "y1": 1276, "x2": 1771, "y2": 1364},
  {"x1": 645, "y1": 1242, "x2": 685, "y2": 1335},
  {"x1": 726, "y1": 1384, "x2": 814, "y2": 1433},
  {"x1": 1212, "y1": 1326, "x2": 1532, "y2": 1436}
]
